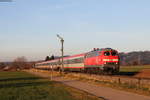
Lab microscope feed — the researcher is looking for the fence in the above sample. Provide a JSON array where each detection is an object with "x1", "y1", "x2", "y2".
[
  {"x1": 66, "y1": 73, "x2": 150, "y2": 90},
  {"x1": 30, "y1": 69, "x2": 150, "y2": 91}
]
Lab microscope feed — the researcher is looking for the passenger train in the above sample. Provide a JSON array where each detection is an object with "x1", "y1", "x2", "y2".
[{"x1": 35, "y1": 48, "x2": 120, "y2": 74}]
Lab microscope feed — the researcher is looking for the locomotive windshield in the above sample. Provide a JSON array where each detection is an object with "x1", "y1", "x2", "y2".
[
  {"x1": 104, "y1": 51, "x2": 118, "y2": 56},
  {"x1": 104, "y1": 51, "x2": 110, "y2": 56},
  {"x1": 111, "y1": 51, "x2": 118, "y2": 56}
]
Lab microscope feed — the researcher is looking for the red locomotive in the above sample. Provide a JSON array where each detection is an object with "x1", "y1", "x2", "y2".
[{"x1": 35, "y1": 48, "x2": 120, "y2": 74}]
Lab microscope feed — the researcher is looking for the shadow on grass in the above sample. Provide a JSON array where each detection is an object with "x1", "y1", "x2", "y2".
[
  {"x1": 0, "y1": 81, "x2": 52, "y2": 89},
  {"x1": 60, "y1": 80, "x2": 78, "y2": 83},
  {"x1": 117, "y1": 72, "x2": 139, "y2": 76},
  {"x1": 0, "y1": 77, "x2": 41, "y2": 82}
]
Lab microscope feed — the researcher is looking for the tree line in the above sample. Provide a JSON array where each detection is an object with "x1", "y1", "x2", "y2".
[
  {"x1": 45, "y1": 55, "x2": 55, "y2": 61},
  {"x1": 0, "y1": 56, "x2": 34, "y2": 71}
]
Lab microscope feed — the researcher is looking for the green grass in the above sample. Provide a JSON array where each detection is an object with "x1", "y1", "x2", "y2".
[
  {"x1": 120, "y1": 65, "x2": 150, "y2": 73},
  {"x1": 0, "y1": 71, "x2": 101, "y2": 100}
]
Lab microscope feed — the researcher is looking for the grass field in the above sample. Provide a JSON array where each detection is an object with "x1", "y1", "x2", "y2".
[
  {"x1": 0, "y1": 71, "x2": 101, "y2": 100},
  {"x1": 119, "y1": 65, "x2": 150, "y2": 75},
  {"x1": 120, "y1": 65, "x2": 150, "y2": 72}
]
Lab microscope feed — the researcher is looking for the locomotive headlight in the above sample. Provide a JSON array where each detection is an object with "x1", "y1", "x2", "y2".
[
  {"x1": 103, "y1": 59, "x2": 110, "y2": 61},
  {"x1": 112, "y1": 59, "x2": 119, "y2": 61},
  {"x1": 103, "y1": 59, "x2": 118, "y2": 61}
]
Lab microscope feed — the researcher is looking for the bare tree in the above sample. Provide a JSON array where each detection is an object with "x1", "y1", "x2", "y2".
[
  {"x1": 0, "y1": 62, "x2": 6, "y2": 70},
  {"x1": 11, "y1": 56, "x2": 28, "y2": 70}
]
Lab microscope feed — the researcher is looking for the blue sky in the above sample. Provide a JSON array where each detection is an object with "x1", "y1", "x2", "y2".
[{"x1": 0, "y1": 0, "x2": 150, "y2": 61}]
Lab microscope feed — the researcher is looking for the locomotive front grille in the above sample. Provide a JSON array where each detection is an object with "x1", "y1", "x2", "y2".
[{"x1": 106, "y1": 62, "x2": 116, "y2": 65}]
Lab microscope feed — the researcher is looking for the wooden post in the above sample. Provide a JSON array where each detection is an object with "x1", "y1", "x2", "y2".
[
  {"x1": 118, "y1": 78, "x2": 121, "y2": 84},
  {"x1": 138, "y1": 78, "x2": 141, "y2": 87}
]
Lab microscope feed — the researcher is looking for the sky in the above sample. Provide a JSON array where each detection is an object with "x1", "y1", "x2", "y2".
[{"x1": 0, "y1": 0, "x2": 150, "y2": 61}]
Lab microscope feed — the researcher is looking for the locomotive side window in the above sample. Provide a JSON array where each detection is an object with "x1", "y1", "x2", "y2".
[
  {"x1": 95, "y1": 51, "x2": 99, "y2": 56},
  {"x1": 86, "y1": 53, "x2": 91, "y2": 58},
  {"x1": 104, "y1": 51, "x2": 110, "y2": 56},
  {"x1": 99, "y1": 52, "x2": 102, "y2": 56},
  {"x1": 111, "y1": 51, "x2": 117, "y2": 56}
]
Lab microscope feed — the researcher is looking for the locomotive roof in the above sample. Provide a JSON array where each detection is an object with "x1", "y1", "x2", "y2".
[
  {"x1": 100, "y1": 48, "x2": 114, "y2": 50},
  {"x1": 87, "y1": 48, "x2": 117, "y2": 53}
]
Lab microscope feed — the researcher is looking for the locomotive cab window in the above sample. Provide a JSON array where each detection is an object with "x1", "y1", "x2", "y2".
[
  {"x1": 104, "y1": 51, "x2": 110, "y2": 56},
  {"x1": 111, "y1": 51, "x2": 117, "y2": 56}
]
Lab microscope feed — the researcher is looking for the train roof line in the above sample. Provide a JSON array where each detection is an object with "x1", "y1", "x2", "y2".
[
  {"x1": 36, "y1": 48, "x2": 118, "y2": 65},
  {"x1": 36, "y1": 53, "x2": 85, "y2": 64}
]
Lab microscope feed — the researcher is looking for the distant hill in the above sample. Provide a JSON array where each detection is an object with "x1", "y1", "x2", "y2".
[{"x1": 119, "y1": 51, "x2": 150, "y2": 66}]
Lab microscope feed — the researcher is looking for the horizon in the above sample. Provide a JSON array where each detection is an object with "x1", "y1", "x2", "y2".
[
  {"x1": 1, "y1": 0, "x2": 150, "y2": 61},
  {"x1": 1, "y1": 49, "x2": 150, "y2": 62}
]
